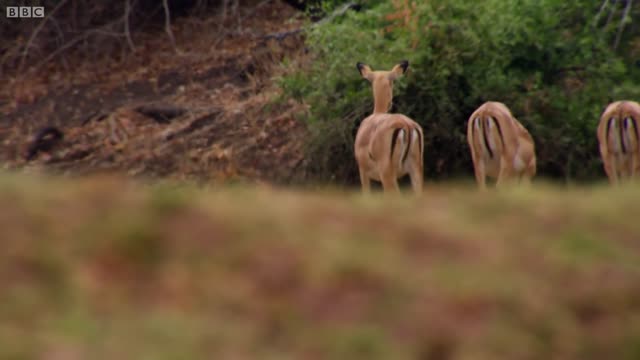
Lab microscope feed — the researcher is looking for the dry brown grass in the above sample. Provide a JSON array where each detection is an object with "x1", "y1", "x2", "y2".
[{"x1": 1, "y1": 172, "x2": 640, "y2": 359}]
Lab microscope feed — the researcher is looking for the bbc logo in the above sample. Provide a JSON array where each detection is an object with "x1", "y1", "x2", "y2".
[{"x1": 6, "y1": 6, "x2": 45, "y2": 18}]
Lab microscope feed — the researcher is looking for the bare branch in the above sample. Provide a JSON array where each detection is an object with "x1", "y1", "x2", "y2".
[
  {"x1": 124, "y1": 0, "x2": 136, "y2": 52},
  {"x1": 593, "y1": 0, "x2": 610, "y2": 28},
  {"x1": 162, "y1": 0, "x2": 178, "y2": 52},
  {"x1": 213, "y1": 0, "x2": 273, "y2": 47},
  {"x1": 605, "y1": 0, "x2": 619, "y2": 28},
  {"x1": 315, "y1": 2, "x2": 359, "y2": 26},
  {"x1": 614, "y1": 0, "x2": 633, "y2": 50}
]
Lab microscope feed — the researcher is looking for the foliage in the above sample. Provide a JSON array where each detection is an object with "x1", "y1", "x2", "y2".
[{"x1": 282, "y1": 0, "x2": 640, "y2": 184}]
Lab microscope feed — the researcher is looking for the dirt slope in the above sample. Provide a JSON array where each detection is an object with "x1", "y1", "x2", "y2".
[{"x1": 1, "y1": 0, "x2": 308, "y2": 184}]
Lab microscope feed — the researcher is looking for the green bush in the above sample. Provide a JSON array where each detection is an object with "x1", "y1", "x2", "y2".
[{"x1": 282, "y1": 0, "x2": 640, "y2": 185}]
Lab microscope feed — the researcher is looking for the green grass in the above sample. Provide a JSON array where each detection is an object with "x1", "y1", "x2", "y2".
[{"x1": 1, "y1": 173, "x2": 640, "y2": 359}]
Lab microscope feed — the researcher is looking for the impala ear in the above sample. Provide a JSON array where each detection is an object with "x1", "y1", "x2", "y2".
[
  {"x1": 356, "y1": 62, "x2": 374, "y2": 81},
  {"x1": 389, "y1": 60, "x2": 409, "y2": 80}
]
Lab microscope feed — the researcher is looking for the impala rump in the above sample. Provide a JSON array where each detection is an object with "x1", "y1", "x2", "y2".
[{"x1": 597, "y1": 101, "x2": 640, "y2": 183}]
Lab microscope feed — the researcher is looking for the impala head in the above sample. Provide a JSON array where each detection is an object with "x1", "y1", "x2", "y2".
[{"x1": 357, "y1": 60, "x2": 409, "y2": 114}]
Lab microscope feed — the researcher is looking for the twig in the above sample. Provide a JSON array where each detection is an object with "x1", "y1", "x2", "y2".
[
  {"x1": 593, "y1": 0, "x2": 610, "y2": 27},
  {"x1": 315, "y1": 2, "x2": 359, "y2": 26},
  {"x1": 614, "y1": 0, "x2": 633, "y2": 50},
  {"x1": 162, "y1": 0, "x2": 178, "y2": 52},
  {"x1": 124, "y1": 0, "x2": 136, "y2": 52},
  {"x1": 219, "y1": 0, "x2": 242, "y2": 33},
  {"x1": 213, "y1": 0, "x2": 273, "y2": 47},
  {"x1": 605, "y1": 0, "x2": 619, "y2": 28}
]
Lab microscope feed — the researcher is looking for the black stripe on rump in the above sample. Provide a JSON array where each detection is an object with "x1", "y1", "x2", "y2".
[
  {"x1": 402, "y1": 127, "x2": 411, "y2": 164},
  {"x1": 620, "y1": 118, "x2": 627, "y2": 154},
  {"x1": 390, "y1": 128, "x2": 402, "y2": 161},
  {"x1": 482, "y1": 117, "x2": 494, "y2": 159},
  {"x1": 493, "y1": 116, "x2": 505, "y2": 153}
]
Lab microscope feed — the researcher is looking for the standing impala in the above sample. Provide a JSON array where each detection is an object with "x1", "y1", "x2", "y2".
[
  {"x1": 467, "y1": 101, "x2": 536, "y2": 190},
  {"x1": 597, "y1": 100, "x2": 640, "y2": 184},
  {"x1": 354, "y1": 60, "x2": 424, "y2": 194}
]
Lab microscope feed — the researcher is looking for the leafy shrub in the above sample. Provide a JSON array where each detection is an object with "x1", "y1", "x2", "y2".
[{"x1": 282, "y1": 0, "x2": 640, "y2": 185}]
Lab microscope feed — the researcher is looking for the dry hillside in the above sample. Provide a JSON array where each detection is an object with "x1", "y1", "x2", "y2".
[{"x1": 1, "y1": 0, "x2": 309, "y2": 184}]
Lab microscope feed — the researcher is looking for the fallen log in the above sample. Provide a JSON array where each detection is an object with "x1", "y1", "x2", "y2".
[{"x1": 134, "y1": 103, "x2": 187, "y2": 123}]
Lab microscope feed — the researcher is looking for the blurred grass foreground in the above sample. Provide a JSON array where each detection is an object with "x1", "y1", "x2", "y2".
[{"x1": 1, "y1": 173, "x2": 640, "y2": 359}]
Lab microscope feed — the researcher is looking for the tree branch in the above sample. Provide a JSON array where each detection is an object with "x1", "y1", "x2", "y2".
[
  {"x1": 593, "y1": 0, "x2": 610, "y2": 28},
  {"x1": 604, "y1": 0, "x2": 619, "y2": 28},
  {"x1": 614, "y1": 0, "x2": 633, "y2": 50},
  {"x1": 162, "y1": 0, "x2": 178, "y2": 52},
  {"x1": 124, "y1": 0, "x2": 136, "y2": 52}
]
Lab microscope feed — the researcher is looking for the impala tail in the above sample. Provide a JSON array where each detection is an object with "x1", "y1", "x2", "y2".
[
  {"x1": 606, "y1": 116, "x2": 639, "y2": 154},
  {"x1": 471, "y1": 114, "x2": 504, "y2": 159},
  {"x1": 390, "y1": 124, "x2": 420, "y2": 168}
]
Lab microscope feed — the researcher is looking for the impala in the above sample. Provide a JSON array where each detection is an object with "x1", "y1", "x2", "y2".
[
  {"x1": 467, "y1": 101, "x2": 536, "y2": 190},
  {"x1": 596, "y1": 100, "x2": 640, "y2": 184},
  {"x1": 354, "y1": 60, "x2": 424, "y2": 194}
]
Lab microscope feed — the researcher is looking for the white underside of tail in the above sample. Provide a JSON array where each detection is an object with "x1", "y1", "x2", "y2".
[
  {"x1": 412, "y1": 128, "x2": 419, "y2": 150},
  {"x1": 474, "y1": 117, "x2": 497, "y2": 160},
  {"x1": 486, "y1": 117, "x2": 497, "y2": 154},
  {"x1": 623, "y1": 117, "x2": 636, "y2": 153},
  {"x1": 609, "y1": 118, "x2": 622, "y2": 154},
  {"x1": 608, "y1": 118, "x2": 639, "y2": 155},
  {"x1": 397, "y1": 129, "x2": 406, "y2": 169}
]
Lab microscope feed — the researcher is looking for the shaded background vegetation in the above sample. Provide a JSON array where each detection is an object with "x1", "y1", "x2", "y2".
[
  {"x1": 1, "y1": 0, "x2": 253, "y2": 76},
  {"x1": 282, "y1": 0, "x2": 640, "y2": 185}
]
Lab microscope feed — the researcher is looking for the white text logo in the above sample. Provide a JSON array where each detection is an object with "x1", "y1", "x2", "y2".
[{"x1": 6, "y1": 7, "x2": 45, "y2": 18}]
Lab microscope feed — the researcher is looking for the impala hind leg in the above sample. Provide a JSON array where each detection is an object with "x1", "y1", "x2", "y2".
[
  {"x1": 496, "y1": 159, "x2": 513, "y2": 189},
  {"x1": 358, "y1": 166, "x2": 371, "y2": 194},
  {"x1": 379, "y1": 164, "x2": 400, "y2": 194},
  {"x1": 605, "y1": 156, "x2": 619, "y2": 185},
  {"x1": 474, "y1": 162, "x2": 487, "y2": 191},
  {"x1": 521, "y1": 159, "x2": 536, "y2": 187},
  {"x1": 408, "y1": 162, "x2": 423, "y2": 195},
  {"x1": 380, "y1": 176, "x2": 400, "y2": 193}
]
